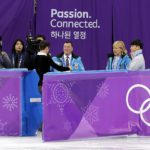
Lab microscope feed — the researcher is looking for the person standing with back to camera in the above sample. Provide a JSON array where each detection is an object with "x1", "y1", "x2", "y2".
[{"x1": 35, "y1": 40, "x2": 71, "y2": 93}]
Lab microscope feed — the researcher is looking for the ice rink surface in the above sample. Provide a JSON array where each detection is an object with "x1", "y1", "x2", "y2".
[{"x1": 0, "y1": 133, "x2": 150, "y2": 150}]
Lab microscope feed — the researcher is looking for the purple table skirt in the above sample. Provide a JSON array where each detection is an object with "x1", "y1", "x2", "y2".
[{"x1": 43, "y1": 70, "x2": 150, "y2": 141}]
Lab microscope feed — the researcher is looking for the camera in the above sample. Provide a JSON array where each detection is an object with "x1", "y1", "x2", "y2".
[
  {"x1": 26, "y1": 35, "x2": 41, "y2": 54},
  {"x1": 24, "y1": 34, "x2": 45, "y2": 70}
]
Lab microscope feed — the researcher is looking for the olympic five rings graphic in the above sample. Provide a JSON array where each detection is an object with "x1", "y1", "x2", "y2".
[{"x1": 126, "y1": 84, "x2": 150, "y2": 126}]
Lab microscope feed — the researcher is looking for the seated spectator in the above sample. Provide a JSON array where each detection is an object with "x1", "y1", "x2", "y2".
[
  {"x1": 0, "y1": 37, "x2": 11, "y2": 68},
  {"x1": 106, "y1": 41, "x2": 131, "y2": 70},
  {"x1": 11, "y1": 39, "x2": 26, "y2": 68},
  {"x1": 0, "y1": 51, "x2": 12, "y2": 68},
  {"x1": 128, "y1": 39, "x2": 145, "y2": 71},
  {"x1": 52, "y1": 41, "x2": 85, "y2": 71}
]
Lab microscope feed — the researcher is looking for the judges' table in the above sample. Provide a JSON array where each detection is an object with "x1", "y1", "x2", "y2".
[
  {"x1": 0, "y1": 69, "x2": 42, "y2": 136},
  {"x1": 43, "y1": 70, "x2": 150, "y2": 141}
]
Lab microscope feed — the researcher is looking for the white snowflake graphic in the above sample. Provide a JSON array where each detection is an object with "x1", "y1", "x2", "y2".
[
  {"x1": 64, "y1": 120, "x2": 72, "y2": 132},
  {"x1": 2, "y1": 94, "x2": 18, "y2": 111},
  {"x1": 82, "y1": 103, "x2": 99, "y2": 125},
  {"x1": 53, "y1": 83, "x2": 69, "y2": 104},
  {"x1": 96, "y1": 82, "x2": 109, "y2": 98},
  {"x1": 0, "y1": 120, "x2": 7, "y2": 135},
  {"x1": 46, "y1": 81, "x2": 75, "y2": 114}
]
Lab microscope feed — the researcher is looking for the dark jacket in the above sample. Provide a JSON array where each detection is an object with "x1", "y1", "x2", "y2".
[
  {"x1": 0, "y1": 51, "x2": 12, "y2": 68},
  {"x1": 35, "y1": 54, "x2": 70, "y2": 86},
  {"x1": 56, "y1": 52, "x2": 79, "y2": 59},
  {"x1": 11, "y1": 52, "x2": 26, "y2": 68}
]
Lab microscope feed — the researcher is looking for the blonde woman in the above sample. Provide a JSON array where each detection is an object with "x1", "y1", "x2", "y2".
[{"x1": 106, "y1": 41, "x2": 131, "y2": 70}]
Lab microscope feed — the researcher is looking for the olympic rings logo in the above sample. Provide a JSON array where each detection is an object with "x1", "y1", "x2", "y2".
[{"x1": 126, "y1": 84, "x2": 150, "y2": 126}]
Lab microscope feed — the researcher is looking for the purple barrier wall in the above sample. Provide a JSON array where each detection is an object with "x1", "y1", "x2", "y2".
[
  {"x1": 0, "y1": 71, "x2": 23, "y2": 136},
  {"x1": 0, "y1": 70, "x2": 42, "y2": 136},
  {"x1": 43, "y1": 71, "x2": 150, "y2": 141}
]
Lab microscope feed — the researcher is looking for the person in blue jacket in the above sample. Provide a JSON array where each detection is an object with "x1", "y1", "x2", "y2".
[
  {"x1": 52, "y1": 41, "x2": 85, "y2": 71},
  {"x1": 106, "y1": 41, "x2": 131, "y2": 70}
]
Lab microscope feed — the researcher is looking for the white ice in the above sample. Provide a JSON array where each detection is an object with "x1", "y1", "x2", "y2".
[{"x1": 0, "y1": 133, "x2": 150, "y2": 150}]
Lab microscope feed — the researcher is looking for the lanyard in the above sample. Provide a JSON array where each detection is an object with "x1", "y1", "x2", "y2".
[{"x1": 13, "y1": 54, "x2": 23, "y2": 68}]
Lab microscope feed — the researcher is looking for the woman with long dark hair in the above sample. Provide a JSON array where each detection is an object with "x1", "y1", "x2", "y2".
[{"x1": 11, "y1": 39, "x2": 26, "y2": 68}]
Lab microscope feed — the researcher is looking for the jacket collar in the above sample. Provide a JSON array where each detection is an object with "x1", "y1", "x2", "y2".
[
  {"x1": 56, "y1": 52, "x2": 79, "y2": 59},
  {"x1": 131, "y1": 49, "x2": 143, "y2": 58},
  {"x1": 37, "y1": 51, "x2": 47, "y2": 56},
  {"x1": 108, "y1": 53, "x2": 126, "y2": 59}
]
